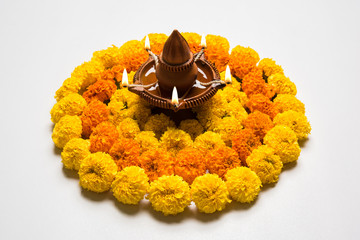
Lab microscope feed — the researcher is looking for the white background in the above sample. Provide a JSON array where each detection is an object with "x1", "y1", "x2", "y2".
[{"x1": 1, "y1": 0, "x2": 359, "y2": 239}]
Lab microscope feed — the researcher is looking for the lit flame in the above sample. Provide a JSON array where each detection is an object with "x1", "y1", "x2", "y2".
[
  {"x1": 200, "y1": 34, "x2": 206, "y2": 48},
  {"x1": 171, "y1": 87, "x2": 179, "y2": 105},
  {"x1": 225, "y1": 65, "x2": 232, "y2": 84},
  {"x1": 145, "y1": 35, "x2": 151, "y2": 51},
  {"x1": 122, "y1": 68, "x2": 128, "y2": 87}
]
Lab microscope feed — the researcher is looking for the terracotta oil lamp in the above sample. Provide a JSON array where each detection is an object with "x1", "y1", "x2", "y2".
[{"x1": 127, "y1": 30, "x2": 227, "y2": 112}]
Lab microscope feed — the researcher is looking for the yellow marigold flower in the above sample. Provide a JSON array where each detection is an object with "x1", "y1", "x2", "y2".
[
  {"x1": 206, "y1": 146, "x2": 242, "y2": 179},
  {"x1": 51, "y1": 93, "x2": 87, "y2": 123},
  {"x1": 147, "y1": 175, "x2": 191, "y2": 216},
  {"x1": 225, "y1": 100, "x2": 249, "y2": 122},
  {"x1": 209, "y1": 116, "x2": 243, "y2": 146},
  {"x1": 205, "y1": 34, "x2": 230, "y2": 72},
  {"x1": 117, "y1": 118, "x2": 140, "y2": 139},
  {"x1": 181, "y1": 32, "x2": 202, "y2": 53},
  {"x1": 191, "y1": 174, "x2": 231, "y2": 213},
  {"x1": 55, "y1": 77, "x2": 82, "y2": 101},
  {"x1": 273, "y1": 110, "x2": 311, "y2": 140},
  {"x1": 194, "y1": 131, "x2": 226, "y2": 155},
  {"x1": 144, "y1": 113, "x2": 176, "y2": 139},
  {"x1": 258, "y1": 58, "x2": 284, "y2": 77},
  {"x1": 61, "y1": 138, "x2": 91, "y2": 171},
  {"x1": 52, "y1": 115, "x2": 82, "y2": 149},
  {"x1": 131, "y1": 103, "x2": 152, "y2": 130},
  {"x1": 139, "y1": 149, "x2": 174, "y2": 181},
  {"x1": 246, "y1": 145, "x2": 283, "y2": 184},
  {"x1": 194, "y1": 93, "x2": 228, "y2": 129},
  {"x1": 160, "y1": 128, "x2": 193, "y2": 156},
  {"x1": 225, "y1": 167, "x2": 262, "y2": 203},
  {"x1": 91, "y1": 45, "x2": 121, "y2": 69},
  {"x1": 108, "y1": 89, "x2": 140, "y2": 114},
  {"x1": 71, "y1": 61, "x2": 104, "y2": 89},
  {"x1": 111, "y1": 166, "x2": 150, "y2": 205},
  {"x1": 117, "y1": 40, "x2": 148, "y2": 72},
  {"x1": 140, "y1": 33, "x2": 168, "y2": 55},
  {"x1": 268, "y1": 73, "x2": 297, "y2": 95},
  {"x1": 174, "y1": 148, "x2": 206, "y2": 184},
  {"x1": 220, "y1": 71, "x2": 241, "y2": 91},
  {"x1": 78, "y1": 152, "x2": 118, "y2": 193},
  {"x1": 219, "y1": 86, "x2": 243, "y2": 103},
  {"x1": 134, "y1": 131, "x2": 160, "y2": 154},
  {"x1": 179, "y1": 119, "x2": 204, "y2": 140},
  {"x1": 274, "y1": 94, "x2": 305, "y2": 114},
  {"x1": 263, "y1": 125, "x2": 301, "y2": 164},
  {"x1": 229, "y1": 45, "x2": 259, "y2": 79}
]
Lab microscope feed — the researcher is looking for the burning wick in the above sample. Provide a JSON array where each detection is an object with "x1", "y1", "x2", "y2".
[
  {"x1": 225, "y1": 65, "x2": 232, "y2": 84},
  {"x1": 144, "y1": 35, "x2": 159, "y2": 65},
  {"x1": 171, "y1": 87, "x2": 179, "y2": 106},
  {"x1": 194, "y1": 34, "x2": 206, "y2": 62},
  {"x1": 122, "y1": 69, "x2": 128, "y2": 87},
  {"x1": 145, "y1": 35, "x2": 151, "y2": 51},
  {"x1": 200, "y1": 34, "x2": 206, "y2": 48}
]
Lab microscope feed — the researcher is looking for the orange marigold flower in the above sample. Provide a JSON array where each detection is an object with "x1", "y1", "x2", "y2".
[
  {"x1": 243, "y1": 111, "x2": 274, "y2": 139},
  {"x1": 117, "y1": 40, "x2": 148, "y2": 72},
  {"x1": 232, "y1": 128, "x2": 262, "y2": 166},
  {"x1": 82, "y1": 80, "x2": 117, "y2": 104},
  {"x1": 99, "y1": 68, "x2": 116, "y2": 81},
  {"x1": 141, "y1": 33, "x2": 168, "y2": 55},
  {"x1": 181, "y1": 32, "x2": 202, "y2": 53},
  {"x1": 206, "y1": 146, "x2": 242, "y2": 179},
  {"x1": 242, "y1": 67, "x2": 275, "y2": 99},
  {"x1": 205, "y1": 34, "x2": 230, "y2": 72},
  {"x1": 81, "y1": 100, "x2": 109, "y2": 138},
  {"x1": 174, "y1": 148, "x2": 206, "y2": 184},
  {"x1": 139, "y1": 149, "x2": 175, "y2": 182},
  {"x1": 229, "y1": 45, "x2": 259, "y2": 79},
  {"x1": 89, "y1": 121, "x2": 119, "y2": 153},
  {"x1": 247, "y1": 94, "x2": 279, "y2": 120},
  {"x1": 109, "y1": 138, "x2": 141, "y2": 171},
  {"x1": 258, "y1": 58, "x2": 284, "y2": 77}
]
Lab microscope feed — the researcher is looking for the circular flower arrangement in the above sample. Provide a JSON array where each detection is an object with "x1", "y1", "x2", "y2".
[{"x1": 51, "y1": 32, "x2": 311, "y2": 216}]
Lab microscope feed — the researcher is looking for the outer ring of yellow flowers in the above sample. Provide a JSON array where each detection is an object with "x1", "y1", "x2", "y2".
[{"x1": 51, "y1": 32, "x2": 311, "y2": 216}]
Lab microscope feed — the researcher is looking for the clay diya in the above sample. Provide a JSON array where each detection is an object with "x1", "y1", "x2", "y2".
[{"x1": 125, "y1": 30, "x2": 228, "y2": 112}]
